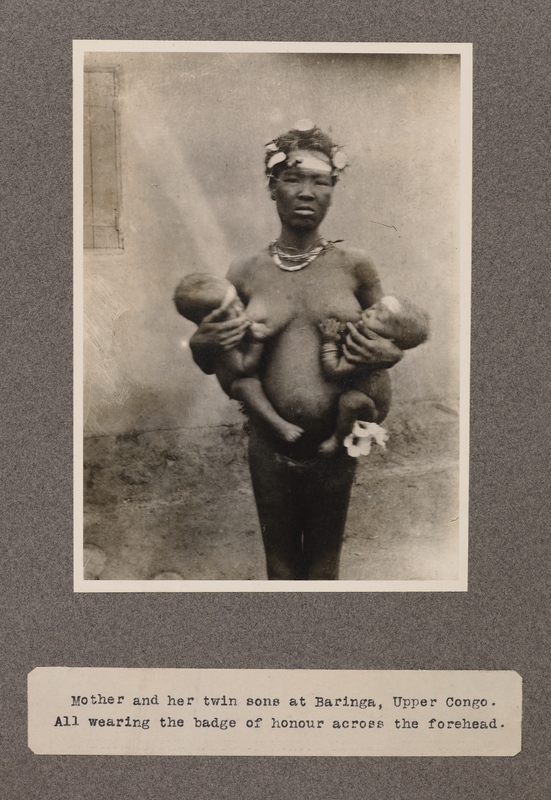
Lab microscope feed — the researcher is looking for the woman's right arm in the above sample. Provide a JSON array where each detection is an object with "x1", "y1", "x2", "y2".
[{"x1": 189, "y1": 306, "x2": 250, "y2": 374}]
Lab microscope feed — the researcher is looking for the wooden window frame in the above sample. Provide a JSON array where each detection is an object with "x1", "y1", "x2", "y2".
[{"x1": 83, "y1": 66, "x2": 124, "y2": 251}]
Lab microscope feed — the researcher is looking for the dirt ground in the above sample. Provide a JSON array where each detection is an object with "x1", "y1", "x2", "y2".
[{"x1": 83, "y1": 400, "x2": 460, "y2": 583}]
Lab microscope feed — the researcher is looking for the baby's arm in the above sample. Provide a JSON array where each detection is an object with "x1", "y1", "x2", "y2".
[
  {"x1": 319, "y1": 318, "x2": 356, "y2": 379},
  {"x1": 239, "y1": 340, "x2": 264, "y2": 374},
  {"x1": 189, "y1": 306, "x2": 250, "y2": 375},
  {"x1": 218, "y1": 339, "x2": 264, "y2": 378}
]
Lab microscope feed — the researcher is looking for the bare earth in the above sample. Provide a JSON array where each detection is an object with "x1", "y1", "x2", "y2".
[{"x1": 83, "y1": 400, "x2": 460, "y2": 583}]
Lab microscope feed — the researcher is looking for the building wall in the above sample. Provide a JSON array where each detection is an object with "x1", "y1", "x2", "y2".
[{"x1": 82, "y1": 51, "x2": 462, "y2": 436}]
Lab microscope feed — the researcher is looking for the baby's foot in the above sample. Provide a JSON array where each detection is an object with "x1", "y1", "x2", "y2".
[
  {"x1": 272, "y1": 420, "x2": 304, "y2": 442},
  {"x1": 318, "y1": 434, "x2": 340, "y2": 457}
]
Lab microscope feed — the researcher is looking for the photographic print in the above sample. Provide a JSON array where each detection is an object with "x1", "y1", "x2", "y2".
[{"x1": 75, "y1": 42, "x2": 471, "y2": 591}]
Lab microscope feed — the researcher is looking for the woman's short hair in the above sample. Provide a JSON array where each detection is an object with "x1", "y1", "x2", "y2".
[
  {"x1": 173, "y1": 273, "x2": 232, "y2": 325},
  {"x1": 265, "y1": 123, "x2": 346, "y2": 186}
]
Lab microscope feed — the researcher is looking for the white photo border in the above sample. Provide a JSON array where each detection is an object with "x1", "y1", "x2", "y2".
[{"x1": 74, "y1": 40, "x2": 472, "y2": 593}]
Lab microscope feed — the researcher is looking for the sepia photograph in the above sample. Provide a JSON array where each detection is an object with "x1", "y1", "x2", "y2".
[{"x1": 75, "y1": 42, "x2": 471, "y2": 591}]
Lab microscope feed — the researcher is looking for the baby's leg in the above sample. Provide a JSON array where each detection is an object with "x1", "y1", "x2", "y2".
[
  {"x1": 231, "y1": 377, "x2": 303, "y2": 442},
  {"x1": 319, "y1": 390, "x2": 379, "y2": 456}
]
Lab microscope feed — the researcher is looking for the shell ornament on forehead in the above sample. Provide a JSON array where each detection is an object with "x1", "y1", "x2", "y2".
[{"x1": 264, "y1": 119, "x2": 348, "y2": 182}]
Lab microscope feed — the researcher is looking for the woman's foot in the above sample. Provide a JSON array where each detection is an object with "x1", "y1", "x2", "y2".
[
  {"x1": 318, "y1": 434, "x2": 340, "y2": 456},
  {"x1": 272, "y1": 420, "x2": 304, "y2": 442}
]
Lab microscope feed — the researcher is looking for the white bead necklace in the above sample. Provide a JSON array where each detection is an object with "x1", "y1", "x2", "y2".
[{"x1": 269, "y1": 238, "x2": 331, "y2": 272}]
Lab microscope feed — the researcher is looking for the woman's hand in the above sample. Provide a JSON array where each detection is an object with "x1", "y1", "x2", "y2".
[
  {"x1": 200, "y1": 306, "x2": 250, "y2": 351},
  {"x1": 189, "y1": 307, "x2": 250, "y2": 373},
  {"x1": 342, "y1": 322, "x2": 403, "y2": 368}
]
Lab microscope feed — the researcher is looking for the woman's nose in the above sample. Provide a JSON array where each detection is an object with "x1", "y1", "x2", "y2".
[{"x1": 298, "y1": 182, "x2": 315, "y2": 198}]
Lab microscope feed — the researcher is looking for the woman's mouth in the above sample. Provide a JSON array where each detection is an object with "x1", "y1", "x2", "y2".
[{"x1": 294, "y1": 207, "x2": 315, "y2": 216}]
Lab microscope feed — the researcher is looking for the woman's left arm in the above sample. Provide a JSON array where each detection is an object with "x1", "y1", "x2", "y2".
[
  {"x1": 346, "y1": 250, "x2": 402, "y2": 368},
  {"x1": 351, "y1": 249, "x2": 383, "y2": 309},
  {"x1": 342, "y1": 323, "x2": 403, "y2": 368}
]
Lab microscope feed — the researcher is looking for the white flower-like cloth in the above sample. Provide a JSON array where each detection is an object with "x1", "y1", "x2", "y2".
[
  {"x1": 266, "y1": 151, "x2": 287, "y2": 170},
  {"x1": 344, "y1": 421, "x2": 389, "y2": 458}
]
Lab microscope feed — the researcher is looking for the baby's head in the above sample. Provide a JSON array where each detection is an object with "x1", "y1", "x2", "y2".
[
  {"x1": 360, "y1": 295, "x2": 429, "y2": 350},
  {"x1": 173, "y1": 273, "x2": 244, "y2": 324}
]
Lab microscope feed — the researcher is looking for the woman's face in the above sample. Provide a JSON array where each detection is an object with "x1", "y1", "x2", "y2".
[{"x1": 270, "y1": 149, "x2": 334, "y2": 231}]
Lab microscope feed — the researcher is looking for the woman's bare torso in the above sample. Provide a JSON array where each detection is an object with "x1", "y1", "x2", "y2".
[{"x1": 228, "y1": 245, "x2": 383, "y2": 456}]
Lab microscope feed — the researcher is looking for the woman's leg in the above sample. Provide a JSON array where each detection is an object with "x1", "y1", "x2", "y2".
[
  {"x1": 301, "y1": 453, "x2": 356, "y2": 580},
  {"x1": 248, "y1": 429, "x2": 305, "y2": 580}
]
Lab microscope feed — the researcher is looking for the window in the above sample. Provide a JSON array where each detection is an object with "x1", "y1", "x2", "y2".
[{"x1": 83, "y1": 68, "x2": 123, "y2": 250}]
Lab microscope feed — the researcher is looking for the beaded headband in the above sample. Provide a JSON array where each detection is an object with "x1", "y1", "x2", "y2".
[{"x1": 265, "y1": 119, "x2": 348, "y2": 182}]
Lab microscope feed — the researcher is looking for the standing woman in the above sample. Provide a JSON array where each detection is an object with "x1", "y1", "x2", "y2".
[{"x1": 190, "y1": 122, "x2": 401, "y2": 580}]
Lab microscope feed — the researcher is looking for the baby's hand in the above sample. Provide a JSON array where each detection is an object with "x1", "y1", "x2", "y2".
[
  {"x1": 249, "y1": 320, "x2": 272, "y2": 342},
  {"x1": 318, "y1": 317, "x2": 342, "y2": 342}
]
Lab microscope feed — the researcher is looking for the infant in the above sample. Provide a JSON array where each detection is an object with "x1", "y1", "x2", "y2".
[
  {"x1": 318, "y1": 295, "x2": 429, "y2": 455},
  {"x1": 174, "y1": 273, "x2": 304, "y2": 442}
]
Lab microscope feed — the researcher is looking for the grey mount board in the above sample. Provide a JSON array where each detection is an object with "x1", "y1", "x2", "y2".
[{"x1": 2, "y1": 2, "x2": 550, "y2": 800}]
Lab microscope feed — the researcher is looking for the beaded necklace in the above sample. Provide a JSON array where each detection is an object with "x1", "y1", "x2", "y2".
[{"x1": 269, "y1": 238, "x2": 341, "y2": 272}]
